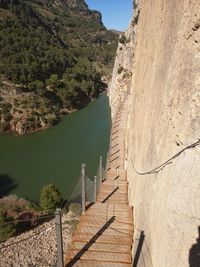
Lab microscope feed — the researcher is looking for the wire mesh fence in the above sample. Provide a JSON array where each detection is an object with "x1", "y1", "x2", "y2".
[
  {"x1": 86, "y1": 176, "x2": 95, "y2": 203},
  {"x1": 68, "y1": 174, "x2": 82, "y2": 206},
  {"x1": 67, "y1": 155, "x2": 108, "y2": 212}
]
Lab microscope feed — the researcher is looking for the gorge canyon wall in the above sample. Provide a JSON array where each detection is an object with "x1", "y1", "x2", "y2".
[{"x1": 109, "y1": 0, "x2": 200, "y2": 266}]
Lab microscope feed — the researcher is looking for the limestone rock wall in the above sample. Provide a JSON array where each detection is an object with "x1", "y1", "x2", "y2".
[
  {"x1": 108, "y1": 1, "x2": 139, "y2": 118},
  {"x1": 109, "y1": 0, "x2": 200, "y2": 266}
]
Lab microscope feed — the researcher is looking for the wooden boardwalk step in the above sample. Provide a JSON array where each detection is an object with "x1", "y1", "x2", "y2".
[
  {"x1": 102, "y1": 180, "x2": 128, "y2": 187},
  {"x1": 84, "y1": 205, "x2": 131, "y2": 213},
  {"x1": 97, "y1": 194, "x2": 128, "y2": 200},
  {"x1": 98, "y1": 191, "x2": 127, "y2": 199},
  {"x1": 106, "y1": 177, "x2": 127, "y2": 182},
  {"x1": 85, "y1": 205, "x2": 132, "y2": 215},
  {"x1": 71, "y1": 260, "x2": 131, "y2": 267},
  {"x1": 80, "y1": 214, "x2": 134, "y2": 226},
  {"x1": 84, "y1": 210, "x2": 131, "y2": 220},
  {"x1": 68, "y1": 242, "x2": 131, "y2": 254},
  {"x1": 66, "y1": 250, "x2": 132, "y2": 264},
  {"x1": 97, "y1": 200, "x2": 128, "y2": 205},
  {"x1": 75, "y1": 225, "x2": 132, "y2": 237},
  {"x1": 97, "y1": 193, "x2": 128, "y2": 202},
  {"x1": 101, "y1": 187, "x2": 128, "y2": 193},
  {"x1": 107, "y1": 168, "x2": 127, "y2": 176},
  {"x1": 106, "y1": 170, "x2": 127, "y2": 181},
  {"x1": 72, "y1": 233, "x2": 133, "y2": 245},
  {"x1": 99, "y1": 188, "x2": 128, "y2": 194}
]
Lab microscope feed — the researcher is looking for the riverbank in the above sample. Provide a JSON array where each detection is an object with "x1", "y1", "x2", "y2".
[{"x1": 0, "y1": 81, "x2": 104, "y2": 136}]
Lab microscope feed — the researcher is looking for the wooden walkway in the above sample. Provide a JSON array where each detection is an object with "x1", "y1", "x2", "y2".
[{"x1": 65, "y1": 97, "x2": 133, "y2": 267}]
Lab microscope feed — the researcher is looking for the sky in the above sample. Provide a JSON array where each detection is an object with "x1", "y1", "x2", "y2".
[{"x1": 85, "y1": 0, "x2": 133, "y2": 31}]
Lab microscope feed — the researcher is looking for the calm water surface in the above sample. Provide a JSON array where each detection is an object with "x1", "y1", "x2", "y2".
[{"x1": 0, "y1": 94, "x2": 111, "y2": 201}]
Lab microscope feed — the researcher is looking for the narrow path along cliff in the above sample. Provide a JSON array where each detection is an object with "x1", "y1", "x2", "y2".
[{"x1": 65, "y1": 94, "x2": 134, "y2": 266}]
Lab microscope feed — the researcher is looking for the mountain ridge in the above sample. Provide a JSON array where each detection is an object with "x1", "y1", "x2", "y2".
[{"x1": 0, "y1": 0, "x2": 118, "y2": 134}]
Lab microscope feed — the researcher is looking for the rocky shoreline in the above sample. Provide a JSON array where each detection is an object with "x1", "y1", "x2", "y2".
[
  {"x1": 0, "y1": 209, "x2": 80, "y2": 267},
  {"x1": 0, "y1": 83, "x2": 105, "y2": 136}
]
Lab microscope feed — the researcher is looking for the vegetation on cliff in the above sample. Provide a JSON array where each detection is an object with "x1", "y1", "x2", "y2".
[
  {"x1": 0, "y1": 0, "x2": 118, "y2": 134},
  {"x1": 39, "y1": 184, "x2": 62, "y2": 213},
  {"x1": 0, "y1": 184, "x2": 63, "y2": 242}
]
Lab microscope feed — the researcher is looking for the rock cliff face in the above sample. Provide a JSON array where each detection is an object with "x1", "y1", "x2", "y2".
[
  {"x1": 64, "y1": 0, "x2": 88, "y2": 10},
  {"x1": 109, "y1": 0, "x2": 200, "y2": 266},
  {"x1": 108, "y1": 1, "x2": 139, "y2": 118}
]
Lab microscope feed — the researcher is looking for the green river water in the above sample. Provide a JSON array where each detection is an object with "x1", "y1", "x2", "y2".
[{"x1": 0, "y1": 94, "x2": 111, "y2": 202}]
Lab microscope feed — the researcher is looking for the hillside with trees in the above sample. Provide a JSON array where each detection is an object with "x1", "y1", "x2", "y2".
[{"x1": 0, "y1": 0, "x2": 118, "y2": 134}]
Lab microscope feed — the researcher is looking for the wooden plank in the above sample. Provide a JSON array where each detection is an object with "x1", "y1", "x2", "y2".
[
  {"x1": 100, "y1": 184, "x2": 128, "y2": 191},
  {"x1": 66, "y1": 250, "x2": 132, "y2": 264},
  {"x1": 85, "y1": 204, "x2": 131, "y2": 213},
  {"x1": 104, "y1": 177, "x2": 127, "y2": 182},
  {"x1": 84, "y1": 210, "x2": 132, "y2": 217},
  {"x1": 75, "y1": 225, "x2": 132, "y2": 237},
  {"x1": 97, "y1": 196, "x2": 128, "y2": 202},
  {"x1": 97, "y1": 192, "x2": 128, "y2": 198},
  {"x1": 96, "y1": 199, "x2": 128, "y2": 204},
  {"x1": 97, "y1": 190, "x2": 128, "y2": 197},
  {"x1": 101, "y1": 181, "x2": 128, "y2": 188},
  {"x1": 80, "y1": 214, "x2": 133, "y2": 226},
  {"x1": 71, "y1": 260, "x2": 131, "y2": 267},
  {"x1": 98, "y1": 191, "x2": 128, "y2": 197},
  {"x1": 84, "y1": 209, "x2": 131, "y2": 218},
  {"x1": 106, "y1": 175, "x2": 127, "y2": 181},
  {"x1": 85, "y1": 202, "x2": 131, "y2": 211},
  {"x1": 107, "y1": 168, "x2": 127, "y2": 176},
  {"x1": 79, "y1": 220, "x2": 133, "y2": 231},
  {"x1": 102, "y1": 180, "x2": 128, "y2": 187},
  {"x1": 68, "y1": 242, "x2": 131, "y2": 254},
  {"x1": 84, "y1": 211, "x2": 131, "y2": 218},
  {"x1": 97, "y1": 195, "x2": 128, "y2": 203},
  {"x1": 106, "y1": 196, "x2": 128, "y2": 201},
  {"x1": 80, "y1": 216, "x2": 133, "y2": 232},
  {"x1": 97, "y1": 200, "x2": 128, "y2": 205},
  {"x1": 72, "y1": 233, "x2": 133, "y2": 245}
]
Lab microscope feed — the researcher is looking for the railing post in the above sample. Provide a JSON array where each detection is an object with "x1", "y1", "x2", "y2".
[
  {"x1": 105, "y1": 151, "x2": 109, "y2": 180},
  {"x1": 99, "y1": 156, "x2": 103, "y2": 183},
  {"x1": 94, "y1": 176, "x2": 97, "y2": 202},
  {"x1": 55, "y1": 208, "x2": 64, "y2": 267},
  {"x1": 81, "y1": 163, "x2": 86, "y2": 214}
]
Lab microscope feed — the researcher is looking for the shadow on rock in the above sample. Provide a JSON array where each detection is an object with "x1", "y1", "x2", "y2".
[
  {"x1": 133, "y1": 230, "x2": 145, "y2": 267},
  {"x1": 189, "y1": 226, "x2": 200, "y2": 267}
]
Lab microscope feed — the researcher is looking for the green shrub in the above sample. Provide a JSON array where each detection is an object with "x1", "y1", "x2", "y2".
[
  {"x1": 40, "y1": 184, "x2": 62, "y2": 214},
  {"x1": 46, "y1": 74, "x2": 60, "y2": 89},
  {"x1": 27, "y1": 202, "x2": 41, "y2": 212},
  {"x1": 0, "y1": 208, "x2": 16, "y2": 242},
  {"x1": 46, "y1": 115, "x2": 58, "y2": 126},
  {"x1": 28, "y1": 80, "x2": 45, "y2": 92}
]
